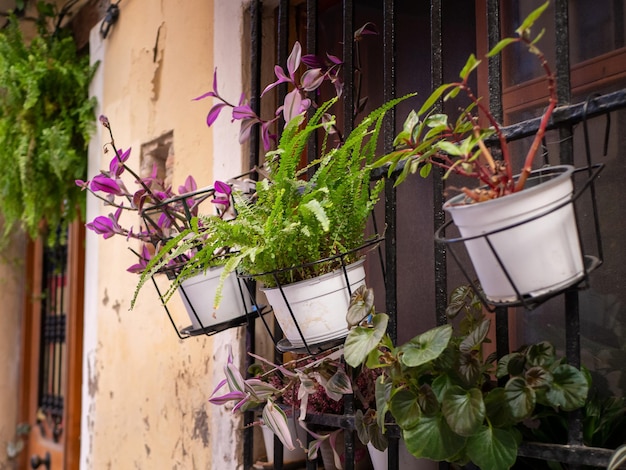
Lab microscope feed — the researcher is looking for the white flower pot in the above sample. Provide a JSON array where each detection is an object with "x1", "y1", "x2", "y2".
[
  {"x1": 262, "y1": 260, "x2": 366, "y2": 348},
  {"x1": 367, "y1": 441, "x2": 438, "y2": 470},
  {"x1": 178, "y1": 265, "x2": 250, "y2": 331},
  {"x1": 443, "y1": 165, "x2": 584, "y2": 303}
]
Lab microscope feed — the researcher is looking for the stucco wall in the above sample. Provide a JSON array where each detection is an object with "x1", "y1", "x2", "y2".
[
  {"x1": 82, "y1": 1, "x2": 250, "y2": 468},
  {"x1": 0, "y1": 233, "x2": 26, "y2": 467}
]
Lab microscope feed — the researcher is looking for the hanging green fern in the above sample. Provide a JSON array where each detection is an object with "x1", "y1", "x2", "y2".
[{"x1": 0, "y1": 4, "x2": 97, "y2": 244}]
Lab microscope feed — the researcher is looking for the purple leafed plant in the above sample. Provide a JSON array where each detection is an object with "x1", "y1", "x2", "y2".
[{"x1": 77, "y1": 116, "x2": 233, "y2": 274}]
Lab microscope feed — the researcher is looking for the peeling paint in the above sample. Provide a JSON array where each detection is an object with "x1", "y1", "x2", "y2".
[
  {"x1": 192, "y1": 408, "x2": 209, "y2": 447},
  {"x1": 88, "y1": 354, "x2": 99, "y2": 397}
]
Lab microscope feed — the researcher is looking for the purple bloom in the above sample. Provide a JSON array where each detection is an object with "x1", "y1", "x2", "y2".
[
  {"x1": 178, "y1": 175, "x2": 198, "y2": 195},
  {"x1": 109, "y1": 148, "x2": 131, "y2": 177},
  {"x1": 75, "y1": 179, "x2": 89, "y2": 190},
  {"x1": 86, "y1": 207, "x2": 123, "y2": 239},
  {"x1": 90, "y1": 174, "x2": 122, "y2": 195}
]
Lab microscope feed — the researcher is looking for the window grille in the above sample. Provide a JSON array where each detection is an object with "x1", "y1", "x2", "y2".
[{"x1": 244, "y1": 1, "x2": 626, "y2": 469}]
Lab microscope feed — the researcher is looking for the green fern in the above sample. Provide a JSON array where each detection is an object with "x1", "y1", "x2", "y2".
[
  {"x1": 0, "y1": 8, "x2": 97, "y2": 244},
  {"x1": 134, "y1": 94, "x2": 415, "y2": 307}
]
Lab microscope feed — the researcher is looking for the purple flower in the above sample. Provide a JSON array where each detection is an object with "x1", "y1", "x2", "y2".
[
  {"x1": 86, "y1": 207, "x2": 123, "y2": 239},
  {"x1": 178, "y1": 175, "x2": 197, "y2": 195},
  {"x1": 109, "y1": 148, "x2": 131, "y2": 177},
  {"x1": 90, "y1": 174, "x2": 122, "y2": 195}
]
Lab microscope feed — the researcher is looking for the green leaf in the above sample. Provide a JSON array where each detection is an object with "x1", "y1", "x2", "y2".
[
  {"x1": 515, "y1": 1, "x2": 550, "y2": 37},
  {"x1": 402, "y1": 414, "x2": 466, "y2": 462},
  {"x1": 419, "y1": 162, "x2": 432, "y2": 178},
  {"x1": 524, "y1": 366, "x2": 553, "y2": 389},
  {"x1": 544, "y1": 364, "x2": 589, "y2": 411},
  {"x1": 300, "y1": 198, "x2": 329, "y2": 231},
  {"x1": 375, "y1": 376, "x2": 392, "y2": 431},
  {"x1": 459, "y1": 53, "x2": 480, "y2": 81},
  {"x1": 466, "y1": 426, "x2": 519, "y2": 470},
  {"x1": 526, "y1": 341, "x2": 555, "y2": 367},
  {"x1": 442, "y1": 386, "x2": 486, "y2": 437},
  {"x1": 436, "y1": 140, "x2": 464, "y2": 156},
  {"x1": 460, "y1": 318, "x2": 491, "y2": 353},
  {"x1": 389, "y1": 388, "x2": 422, "y2": 429},
  {"x1": 343, "y1": 313, "x2": 389, "y2": 367},
  {"x1": 418, "y1": 84, "x2": 454, "y2": 115},
  {"x1": 402, "y1": 109, "x2": 420, "y2": 134},
  {"x1": 484, "y1": 388, "x2": 516, "y2": 428},
  {"x1": 346, "y1": 285, "x2": 374, "y2": 327},
  {"x1": 425, "y1": 113, "x2": 448, "y2": 128},
  {"x1": 401, "y1": 324, "x2": 453, "y2": 367},
  {"x1": 487, "y1": 37, "x2": 517, "y2": 57},
  {"x1": 326, "y1": 367, "x2": 353, "y2": 395},
  {"x1": 504, "y1": 376, "x2": 536, "y2": 421}
]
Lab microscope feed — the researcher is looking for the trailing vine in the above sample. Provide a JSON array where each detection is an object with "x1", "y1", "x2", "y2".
[{"x1": 0, "y1": 1, "x2": 97, "y2": 244}]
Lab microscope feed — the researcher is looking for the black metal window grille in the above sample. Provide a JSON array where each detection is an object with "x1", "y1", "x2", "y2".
[
  {"x1": 243, "y1": 1, "x2": 626, "y2": 469},
  {"x1": 37, "y1": 230, "x2": 68, "y2": 443}
]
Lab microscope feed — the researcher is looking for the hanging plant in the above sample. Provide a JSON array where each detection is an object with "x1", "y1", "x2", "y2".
[{"x1": 0, "y1": 1, "x2": 97, "y2": 244}]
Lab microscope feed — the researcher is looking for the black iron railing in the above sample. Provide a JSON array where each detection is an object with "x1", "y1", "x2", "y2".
[{"x1": 243, "y1": 1, "x2": 626, "y2": 469}]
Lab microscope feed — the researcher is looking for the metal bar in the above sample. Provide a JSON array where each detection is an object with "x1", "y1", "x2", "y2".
[
  {"x1": 430, "y1": 0, "x2": 447, "y2": 329},
  {"x1": 499, "y1": 88, "x2": 626, "y2": 142},
  {"x1": 342, "y1": 0, "x2": 354, "y2": 135},
  {"x1": 244, "y1": 2, "x2": 262, "y2": 468},
  {"x1": 517, "y1": 442, "x2": 614, "y2": 467},
  {"x1": 382, "y1": 0, "x2": 397, "y2": 346},
  {"x1": 382, "y1": 3, "x2": 399, "y2": 469},
  {"x1": 306, "y1": 0, "x2": 318, "y2": 172}
]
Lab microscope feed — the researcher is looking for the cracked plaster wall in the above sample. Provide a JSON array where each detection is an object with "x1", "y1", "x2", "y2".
[
  {"x1": 82, "y1": 1, "x2": 249, "y2": 468},
  {"x1": 0, "y1": 232, "x2": 26, "y2": 467}
]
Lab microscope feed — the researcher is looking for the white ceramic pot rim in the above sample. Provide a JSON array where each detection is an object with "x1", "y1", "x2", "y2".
[
  {"x1": 444, "y1": 165, "x2": 574, "y2": 211},
  {"x1": 443, "y1": 165, "x2": 575, "y2": 238},
  {"x1": 260, "y1": 258, "x2": 365, "y2": 292}
]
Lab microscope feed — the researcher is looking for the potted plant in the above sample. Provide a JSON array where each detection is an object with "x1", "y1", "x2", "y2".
[
  {"x1": 77, "y1": 116, "x2": 254, "y2": 335},
  {"x1": 209, "y1": 344, "x2": 377, "y2": 468},
  {"x1": 0, "y1": 1, "x2": 97, "y2": 245},
  {"x1": 343, "y1": 284, "x2": 590, "y2": 470},
  {"x1": 374, "y1": 1, "x2": 594, "y2": 305},
  {"x1": 139, "y1": 37, "x2": 413, "y2": 349}
]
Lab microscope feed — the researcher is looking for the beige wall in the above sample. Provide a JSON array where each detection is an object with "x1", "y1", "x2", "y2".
[
  {"x1": 0, "y1": 233, "x2": 26, "y2": 467},
  {"x1": 82, "y1": 1, "x2": 252, "y2": 468}
]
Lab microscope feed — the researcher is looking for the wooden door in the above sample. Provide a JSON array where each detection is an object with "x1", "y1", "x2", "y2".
[{"x1": 19, "y1": 222, "x2": 85, "y2": 470}]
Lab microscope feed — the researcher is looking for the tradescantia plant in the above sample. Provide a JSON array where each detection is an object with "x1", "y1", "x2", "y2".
[
  {"x1": 344, "y1": 285, "x2": 590, "y2": 470},
  {"x1": 0, "y1": 1, "x2": 97, "y2": 244},
  {"x1": 77, "y1": 116, "x2": 243, "y2": 276},
  {"x1": 209, "y1": 344, "x2": 368, "y2": 462}
]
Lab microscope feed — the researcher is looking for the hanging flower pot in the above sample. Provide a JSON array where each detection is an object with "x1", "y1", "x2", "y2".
[
  {"x1": 262, "y1": 260, "x2": 366, "y2": 349},
  {"x1": 178, "y1": 265, "x2": 251, "y2": 333},
  {"x1": 442, "y1": 165, "x2": 584, "y2": 303}
]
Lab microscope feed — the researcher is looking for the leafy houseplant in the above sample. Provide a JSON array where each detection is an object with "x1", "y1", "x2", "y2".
[
  {"x1": 209, "y1": 344, "x2": 377, "y2": 467},
  {"x1": 343, "y1": 285, "x2": 590, "y2": 470},
  {"x1": 143, "y1": 96, "x2": 408, "y2": 348},
  {"x1": 138, "y1": 36, "x2": 413, "y2": 347},
  {"x1": 0, "y1": 1, "x2": 97, "y2": 244},
  {"x1": 375, "y1": 1, "x2": 589, "y2": 305},
  {"x1": 78, "y1": 116, "x2": 253, "y2": 332}
]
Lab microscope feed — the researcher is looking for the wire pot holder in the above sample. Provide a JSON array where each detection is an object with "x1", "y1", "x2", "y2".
[
  {"x1": 435, "y1": 97, "x2": 608, "y2": 311},
  {"x1": 237, "y1": 235, "x2": 385, "y2": 355},
  {"x1": 140, "y1": 173, "x2": 265, "y2": 339}
]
